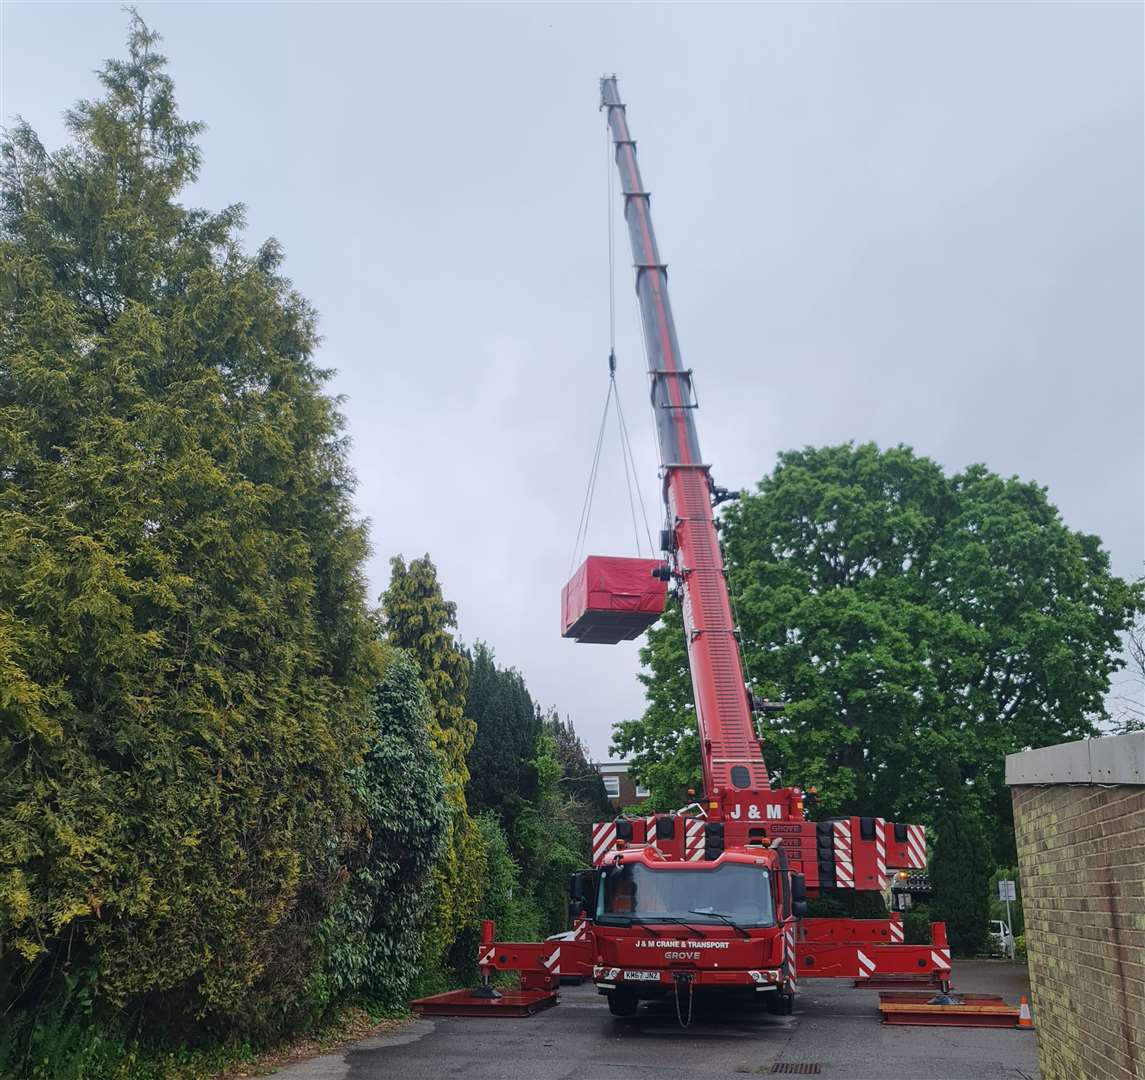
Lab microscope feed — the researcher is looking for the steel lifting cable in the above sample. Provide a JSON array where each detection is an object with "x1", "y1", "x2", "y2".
[
  {"x1": 601, "y1": 117, "x2": 649, "y2": 557},
  {"x1": 615, "y1": 384, "x2": 656, "y2": 555},
  {"x1": 601, "y1": 115, "x2": 656, "y2": 559},
  {"x1": 606, "y1": 118, "x2": 656, "y2": 558},
  {"x1": 569, "y1": 379, "x2": 616, "y2": 575},
  {"x1": 568, "y1": 125, "x2": 656, "y2": 572},
  {"x1": 569, "y1": 367, "x2": 656, "y2": 572},
  {"x1": 614, "y1": 386, "x2": 643, "y2": 556}
]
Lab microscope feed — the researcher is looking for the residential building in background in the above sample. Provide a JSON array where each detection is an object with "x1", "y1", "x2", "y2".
[{"x1": 593, "y1": 761, "x2": 650, "y2": 809}]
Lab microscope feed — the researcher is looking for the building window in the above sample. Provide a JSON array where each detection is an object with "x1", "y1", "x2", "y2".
[
  {"x1": 603, "y1": 775, "x2": 620, "y2": 799},
  {"x1": 635, "y1": 783, "x2": 650, "y2": 799}
]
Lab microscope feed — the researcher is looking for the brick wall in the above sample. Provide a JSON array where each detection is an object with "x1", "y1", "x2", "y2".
[
  {"x1": 598, "y1": 768, "x2": 638, "y2": 809},
  {"x1": 1011, "y1": 782, "x2": 1145, "y2": 1080}
]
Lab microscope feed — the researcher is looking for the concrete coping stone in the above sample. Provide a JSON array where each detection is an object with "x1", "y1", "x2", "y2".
[{"x1": 1005, "y1": 731, "x2": 1144, "y2": 787}]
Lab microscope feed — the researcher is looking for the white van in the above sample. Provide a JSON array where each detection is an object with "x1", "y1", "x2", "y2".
[{"x1": 987, "y1": 920, "x2": 1015, "y2": 957}]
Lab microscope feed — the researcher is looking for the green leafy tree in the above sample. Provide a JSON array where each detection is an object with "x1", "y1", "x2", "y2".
[
  {"x1": 0, "y1": 12, "x2": 379, "y2": 1041},
  {"x1": 1111, "y1": 605, "x2": 1145, "y2": 733},
  {"x1": 381, "y1": 555, "x2": 483, "y2": 966},
  {"x1": 448, "y1": 813, "x2": 542, "y2": 985},
  {"x1": 615, "y1": 444, "x2": 1140, "y2": 861},
  {"x1": 512, "y1": 723, "x2": 590, "y2": 932},
  {"x1": 547, "y1": 711, "x2": 614, "y2": 822},
  {"x1": 459, "y1": 646, "x2": 607, "y2": 968},
  {"x1": 613, "y1": 598, "x2": 701, "y2": 810}
]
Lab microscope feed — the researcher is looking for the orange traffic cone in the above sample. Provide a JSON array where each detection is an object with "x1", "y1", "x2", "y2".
[{"x1": 1018, "y1": 996, "x2": 1033, "y2": 1028}]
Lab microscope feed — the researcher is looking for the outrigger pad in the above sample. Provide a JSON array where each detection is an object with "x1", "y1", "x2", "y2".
[
  {"x1": 877, "y1": 991, "x2": 1021, "y2": 1028},
  {"x1": 410, "y1": 987, "x2": 559, "y2": 1018}
]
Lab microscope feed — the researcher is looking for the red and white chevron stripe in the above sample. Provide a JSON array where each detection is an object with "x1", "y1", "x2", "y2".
[
  {"x1": 889, "y1": 916, "x2": 904, "y2": 944},
  {"x1": 478, "y1": 946, "x2": 495, "y2": 968},
  {"x1": 591, "y1": 821, "x2": 618, "y2": 866},
  {"x1": 833, "y1": 820, "x2": 855, "y2": 888},
  {"x1": 541, "y1": 946, "x2": 561, "y2": 975},
  {"x1": 906, "y1": 824, "x2": 927, "y2": 869},
  {"x1": 783, "y1": 924, "x2": 797, "y2": 990},
  {"x1": 685, "y1": 818, "x2": 705, "y2": 861},
  {"x1": 856, "y1": 949, "x2": 876, "y2": 978},
  {"x1": 929, "y1": 947, "x2": 951, "y2": 972},
  {"x1": 875, "y1": 816, "x2": 887, "y2": 886}
]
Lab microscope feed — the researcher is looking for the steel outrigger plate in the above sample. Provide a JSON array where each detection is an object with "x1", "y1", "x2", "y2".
[{"x1": 411, "y1": 986, "x2": 559, "y2": 1018}]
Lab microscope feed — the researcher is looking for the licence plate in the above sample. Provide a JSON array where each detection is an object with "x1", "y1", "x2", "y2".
[{"x1": 623, "y1": 970, "x2": 661, "y2": 982}]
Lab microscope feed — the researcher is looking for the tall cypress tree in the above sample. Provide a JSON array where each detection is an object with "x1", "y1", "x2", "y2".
[
  {"x1": 381, "y1": 555, "x2": 483, "y2": 965},
  {"x1": 465, "y1": 641, "x2": 540, "y2": 829},
  {"x1": 0, "y1": 15, "x2": 378, "y2": 1035}
]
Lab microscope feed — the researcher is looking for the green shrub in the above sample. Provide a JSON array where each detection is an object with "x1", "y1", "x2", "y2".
[
  {"x1": 903, "y1": 904, "x2": 933, "y2": 945},
  {"x1": 315, "y1": 648, "x2": 448, "y2": 1013}
]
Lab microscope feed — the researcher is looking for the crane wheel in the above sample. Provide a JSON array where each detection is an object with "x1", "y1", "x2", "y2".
[{"x1": 607, "y1": 990, "x2": 639, "y2": 1017}]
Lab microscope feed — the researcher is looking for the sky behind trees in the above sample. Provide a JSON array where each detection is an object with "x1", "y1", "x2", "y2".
[{"x1": 5, "y1": 2, "x2": 1142, "y2": 756}]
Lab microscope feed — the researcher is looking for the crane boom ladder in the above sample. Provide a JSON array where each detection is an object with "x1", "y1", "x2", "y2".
[{"x1": 600, "y1": 76, "x2": 768, "y2": 798}]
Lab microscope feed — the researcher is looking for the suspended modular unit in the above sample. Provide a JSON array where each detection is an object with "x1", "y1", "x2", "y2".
[{"x1": 561, "y1": 556, "x2": 667, "y2": 643}]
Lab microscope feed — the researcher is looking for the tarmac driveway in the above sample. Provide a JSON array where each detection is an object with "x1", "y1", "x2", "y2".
[{"x1": 272, "y1": 961, "x2": 1039, "y2": 1080}]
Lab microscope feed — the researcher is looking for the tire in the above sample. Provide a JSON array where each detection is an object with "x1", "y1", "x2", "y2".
[
  {"x1": 765, "y1": 991, "x2": 794, "y2": 1015},
  {"x1": 608, "y1": 990, "x2": 639, "y2": 1017}
]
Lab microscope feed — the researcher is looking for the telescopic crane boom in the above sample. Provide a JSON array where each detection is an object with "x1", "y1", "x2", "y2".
[{"x1": 599, "y1": 75, "x2": 767, "y2": 800}]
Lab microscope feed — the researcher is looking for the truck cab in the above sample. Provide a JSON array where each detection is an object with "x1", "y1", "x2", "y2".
[{"x1": 585, "y1": 845, "x2": 798, "y2": 1017}]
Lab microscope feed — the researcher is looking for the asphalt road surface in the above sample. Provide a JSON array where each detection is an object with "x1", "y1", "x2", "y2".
[{"x1": 275, "y1": 961, "x2": 1038, "y2": 1080}]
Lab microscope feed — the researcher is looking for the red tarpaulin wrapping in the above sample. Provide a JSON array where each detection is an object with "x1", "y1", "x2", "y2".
[{"x1": 561, "y1": 556, "x2": 667, "y2": 644}]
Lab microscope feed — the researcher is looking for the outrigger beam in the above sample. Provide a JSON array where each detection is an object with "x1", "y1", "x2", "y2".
[{"x1": 410, "y1": 920, "x2": 593, "y2": 1019}]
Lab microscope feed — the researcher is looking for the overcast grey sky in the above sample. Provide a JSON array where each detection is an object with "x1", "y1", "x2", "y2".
[{"x1": 4, "y1": 2, "x2": 1143, "y2": 756}]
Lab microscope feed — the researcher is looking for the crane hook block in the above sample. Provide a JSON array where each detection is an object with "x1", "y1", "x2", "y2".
[{"x1": 561, "y1": 556, "x2": 668, "y2": 644}]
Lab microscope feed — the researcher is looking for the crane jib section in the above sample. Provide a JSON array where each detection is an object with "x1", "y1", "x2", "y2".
[{"x1": 600, "y1": 77, "x2": 768, "y2": 797}]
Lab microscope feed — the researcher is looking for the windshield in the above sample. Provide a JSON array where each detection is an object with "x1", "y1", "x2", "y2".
[{"x1": 596, "y1": 863, "x2": 774, "y2": 928}]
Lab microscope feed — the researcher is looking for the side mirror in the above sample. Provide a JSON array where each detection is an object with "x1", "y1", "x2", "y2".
[
  {"x1": 568, "y1": 899, "x2": 586, "y2": 920},
  {"x1": 568, "y1": 869, "x2": 596, "y2": 907},
  {"x1": 793, "y1": 900, "x2": 808, "y2": 918},
  {"x1": 791, "y1": 873, "x2": 806, "y2": 904}
]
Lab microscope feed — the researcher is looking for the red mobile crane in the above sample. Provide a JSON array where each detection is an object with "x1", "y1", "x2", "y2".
[{"x1": 414, "y1": 77, "x2": 951, "y2": 1024}]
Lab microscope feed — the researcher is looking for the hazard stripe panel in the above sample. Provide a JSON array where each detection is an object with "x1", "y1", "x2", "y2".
[
  {"x1": 906, "y1": 824, "x2": 927, "y2": 869},
  {"x1": 591, "y1": 822, "x2": 617, "y2": 866},
  {"x1": 833, "y1": 820, "x2": 855, "y2": 888}
]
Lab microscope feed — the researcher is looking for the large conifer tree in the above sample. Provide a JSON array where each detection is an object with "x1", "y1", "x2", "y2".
[
  {"x1": 465, "y1": 641, "x2": 540, "y2": 828},
  {"x1": 0, "y1": 15, "x2": 378, "y2": 1033},
  {"x1": 382, "y1": 555, "x2": 483, "y2": 965}
]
